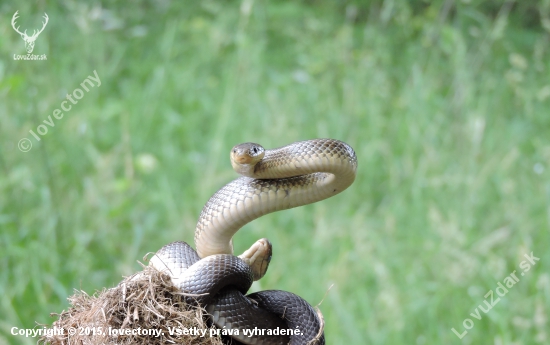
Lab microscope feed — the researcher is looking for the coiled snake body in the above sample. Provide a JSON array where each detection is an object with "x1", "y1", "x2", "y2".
[{"x1": 151, "y1": 139, "x2": 357, "y2": 344}]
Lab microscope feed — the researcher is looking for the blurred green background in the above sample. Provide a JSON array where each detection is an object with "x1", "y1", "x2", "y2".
[{"x1": 1, "y1": 0, "x2": 549, "y2": 344}]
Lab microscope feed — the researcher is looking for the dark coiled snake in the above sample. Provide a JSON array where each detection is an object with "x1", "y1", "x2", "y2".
[{"x1": 150, "y1": 139, "x2": 357, "y2": 344}]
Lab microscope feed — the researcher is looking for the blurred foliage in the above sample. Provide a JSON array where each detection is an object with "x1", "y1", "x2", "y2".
[{"x1": 299, "y1": 0, "x2": 550, "y2": 29}]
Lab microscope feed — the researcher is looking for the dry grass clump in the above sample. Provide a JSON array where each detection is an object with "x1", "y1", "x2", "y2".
[{"x1": 39, "y1": 265, "x2": 224, "y2": 345}]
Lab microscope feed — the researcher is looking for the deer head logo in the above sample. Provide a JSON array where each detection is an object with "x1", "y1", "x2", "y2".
[{"x1": 11, "y1": 11, "x2": 49, "y2": 54}]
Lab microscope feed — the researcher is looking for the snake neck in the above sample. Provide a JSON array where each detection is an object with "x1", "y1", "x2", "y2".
[{"x1": 194, "y1": 139, "x2": 357, "y2": 258}]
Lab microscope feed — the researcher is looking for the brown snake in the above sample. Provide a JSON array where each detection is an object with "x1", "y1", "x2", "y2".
[{"x1": 151, "y1": 139, "x2": 357, "y2": 344}]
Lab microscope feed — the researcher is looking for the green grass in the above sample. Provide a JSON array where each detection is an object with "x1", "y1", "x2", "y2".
[{"x1": 1, "y1": 1, "x2": 549, "y2": 344}]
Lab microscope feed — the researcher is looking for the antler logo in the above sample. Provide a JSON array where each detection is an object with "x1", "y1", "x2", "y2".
[{"x1": 11, "y1": 11, "x2": 49, "y2": 54}]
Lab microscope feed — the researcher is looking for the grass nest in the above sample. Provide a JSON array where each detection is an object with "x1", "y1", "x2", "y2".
[{"x1": 39, "y1": 264, "x2": 225, "y2": 345}]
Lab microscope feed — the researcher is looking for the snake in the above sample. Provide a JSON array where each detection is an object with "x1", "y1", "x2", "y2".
[{"x1": 150, "y1": 139, "x2": 357, "y2": 345}]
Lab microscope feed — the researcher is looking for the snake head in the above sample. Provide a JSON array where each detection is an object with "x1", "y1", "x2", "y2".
[
  {"x1": 237, "y1": 238, "x2": 272, "y2": 281},
  {"x1": 230, "y1": 142, "x2": 265, "y2": 177}
]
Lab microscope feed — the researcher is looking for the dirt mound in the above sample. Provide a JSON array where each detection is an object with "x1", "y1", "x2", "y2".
[{"x1": 39, "y1": 265, "x2": 224, "y2": 345}]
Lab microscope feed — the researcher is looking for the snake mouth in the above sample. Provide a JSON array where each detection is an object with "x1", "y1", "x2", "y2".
[{"x1": 233, "y1": 155, "x2": 251, "y2": 164}]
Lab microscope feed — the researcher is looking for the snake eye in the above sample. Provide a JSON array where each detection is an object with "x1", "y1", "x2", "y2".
[{"x1": 252, "y1": 147, "x2": 258, "y2": 154}]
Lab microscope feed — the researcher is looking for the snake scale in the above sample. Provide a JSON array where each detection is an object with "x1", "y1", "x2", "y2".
[{"x1": 150, "y1": 139, "x2": 358, "y2": 344}]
